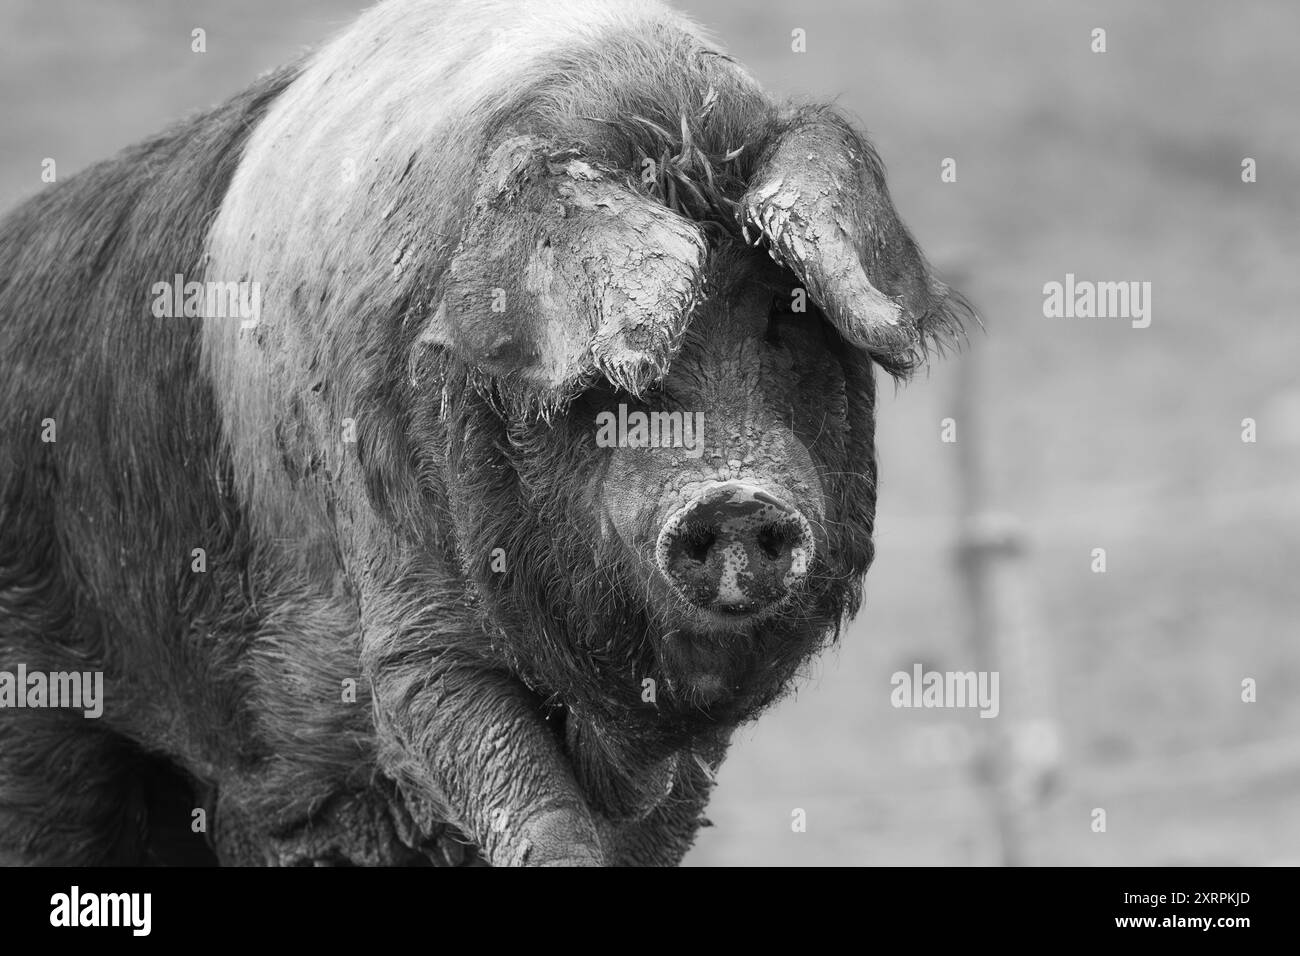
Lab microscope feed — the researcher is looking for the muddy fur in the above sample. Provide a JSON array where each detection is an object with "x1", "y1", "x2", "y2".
[{"x1": 0, "y1": 0, "x2": 964, "y2": 866}]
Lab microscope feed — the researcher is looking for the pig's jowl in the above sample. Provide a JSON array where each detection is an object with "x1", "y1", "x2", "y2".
[{"x1": 0, "y1": 0, "x2": 967, "y2": 865}]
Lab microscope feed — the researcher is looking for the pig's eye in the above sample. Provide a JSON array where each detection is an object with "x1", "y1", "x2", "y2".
[{"x1": 767, "y1": 289, "x2": 826, "y2": 348}]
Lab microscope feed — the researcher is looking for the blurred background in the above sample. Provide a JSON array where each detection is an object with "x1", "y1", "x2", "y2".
[{"x1": 2, "y1": 0, "x2": 1296, "y2": 865}]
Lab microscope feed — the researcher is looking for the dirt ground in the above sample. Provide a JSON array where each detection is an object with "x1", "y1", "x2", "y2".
[{"x1": 1, "y1": 0, "x2": 1296, "y2": 865}]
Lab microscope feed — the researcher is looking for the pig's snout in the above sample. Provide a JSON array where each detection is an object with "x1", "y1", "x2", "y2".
[{"x1": 655, "y1": 482, "x2": 813, "y2": 614}]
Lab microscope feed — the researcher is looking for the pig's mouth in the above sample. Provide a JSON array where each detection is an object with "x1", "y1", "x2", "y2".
[
  {"x1": 673, "y1": 599, "x2": 798, "y2": 632},
  {"x1": 649, "y1": 577, "x2": 843, "y2": 715}
]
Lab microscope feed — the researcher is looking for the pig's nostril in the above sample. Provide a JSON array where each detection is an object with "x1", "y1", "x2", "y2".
[
  {"x1": 682, "y1": 526, "x2": 716, "y2": 564},
  {"x1": 756, "y1": 522, "x2": 798, "y2": 560}
]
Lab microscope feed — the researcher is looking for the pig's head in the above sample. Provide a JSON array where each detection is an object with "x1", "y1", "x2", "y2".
[
  {"x1": 588, "y1": 246, "x2": 877, "y2": 699},
  {"x1": 417, "y1": 107, "x2": 967, "y2": 814}
]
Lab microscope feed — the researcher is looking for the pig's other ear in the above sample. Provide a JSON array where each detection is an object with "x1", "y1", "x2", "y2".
[
  {"x1": 424, "y1": 135, "x2": 708, "y2": 417},
  {"x1": 738, "y1": 108, "x2": 970, "y2": 371}
]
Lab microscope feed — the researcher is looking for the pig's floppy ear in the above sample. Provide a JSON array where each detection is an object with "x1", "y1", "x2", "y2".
[
  {"x1": 426, "y1": 135, "x2": 708, "y2": 414},
  {"x1": 739, "y1": 109, "x2": 967, "y2": 369}
]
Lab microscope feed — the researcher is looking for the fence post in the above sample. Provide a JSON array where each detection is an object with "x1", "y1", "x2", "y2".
[{"x1": 951, "y1": 279, "x2": 1062, "y2": 866}]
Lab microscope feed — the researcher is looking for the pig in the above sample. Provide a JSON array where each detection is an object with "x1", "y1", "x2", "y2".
[{"x1": 0, "y1": 0, "x2": 967, "y2": 866}]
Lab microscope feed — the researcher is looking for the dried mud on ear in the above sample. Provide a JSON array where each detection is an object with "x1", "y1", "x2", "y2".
[
  {"x1": 739, "y1": 109, "x2": 969, "y2": 373},
  {"x1": 427, "y1": 135, "x2": 709, "y2": 417}
]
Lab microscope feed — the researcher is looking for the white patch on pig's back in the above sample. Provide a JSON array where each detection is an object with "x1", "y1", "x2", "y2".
[{"x1": 199, "y1": 0, "x2": 716, "y2": 531}]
